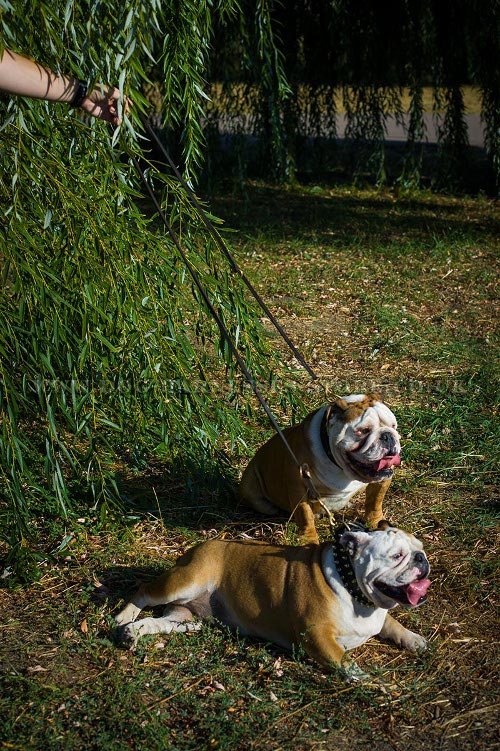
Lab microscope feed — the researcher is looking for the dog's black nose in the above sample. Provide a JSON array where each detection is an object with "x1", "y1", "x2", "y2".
[
  {"x1": 414, "y1": 551, "x2": 426, "y2": 564},
  {"x1": 380, "y1": 432, "x2": 397, "y2": 452}
]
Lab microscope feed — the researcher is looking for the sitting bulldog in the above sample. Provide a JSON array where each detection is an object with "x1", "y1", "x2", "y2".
[{"x1": 239, "y1": 393, "x2": 402, "y2": 543}]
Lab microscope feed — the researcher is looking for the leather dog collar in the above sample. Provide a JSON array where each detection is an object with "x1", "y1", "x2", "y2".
[
  {"x1": 332, "y1": 523, "x2": 376, "y2": 609},
  {"x1": 320, "y1": 408, "x2": 342, "y2": 468}
]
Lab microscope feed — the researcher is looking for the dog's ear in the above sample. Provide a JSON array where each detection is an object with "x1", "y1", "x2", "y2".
[
  {"x1": 368, "y1": 392, "x2": 383, "y2": 404},
  {"x1": 328, "y1": 399, "x2": 349, "y2": 421},
  {"x1": 340, "y1": 530, "x2": 372, "y2": 558}
]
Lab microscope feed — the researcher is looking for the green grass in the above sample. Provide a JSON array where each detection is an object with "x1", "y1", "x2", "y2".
[{"x1": 1, "y1": 181, "x2": 499, "y2": 751}]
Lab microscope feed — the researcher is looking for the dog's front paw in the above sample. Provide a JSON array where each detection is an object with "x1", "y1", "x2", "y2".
[{"x1": 402, "y1": 631, "x2": 428, "y2": 653}]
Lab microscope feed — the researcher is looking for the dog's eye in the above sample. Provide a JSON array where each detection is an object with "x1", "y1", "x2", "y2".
[
  {"x1": 392, "y1": 551, "x2": 404, "y2": 561},
  {"x1": 355, "y1": 427, "x2": 370, "y2": 436}
]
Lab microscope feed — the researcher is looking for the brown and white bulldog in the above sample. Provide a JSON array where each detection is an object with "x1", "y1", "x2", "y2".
[
  {"x1": 239, "y1": 393, "x2": 401, "y2": 543},
  {"x1": 115, "y1": 513, "x2": 430, "y2": 680}
]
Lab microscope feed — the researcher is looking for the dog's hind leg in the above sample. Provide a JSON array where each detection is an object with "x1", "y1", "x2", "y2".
[
  {"x1": 241, "y1": 494, "x2": 280, "y2": 515},
  {"x1": 238, "y1": 465, "x2": 281, "y2": 515},
  {"x1": 114, "y1": 573, "x2": 178, "y2": 626},
  {"x1": 117, "y1": 604, "x2": 202, "y2": 646},
  {"x1": 115, "y1": 546, "x2": 213, "y2": 627},
  {"x1": 115, "y1": 587, "x2": 155, "y2": 626}
]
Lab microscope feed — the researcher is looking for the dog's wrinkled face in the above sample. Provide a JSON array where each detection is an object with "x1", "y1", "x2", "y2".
[
  {"x1": 327, "y1": 393, "x2": 401, "y2": 482},
  {"x1": 340, "y1": 527, "x2": 431, "y2": 609}
]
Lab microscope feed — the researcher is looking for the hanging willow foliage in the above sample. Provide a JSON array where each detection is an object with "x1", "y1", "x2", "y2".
[
  {"x1": 0, "y1": 0, "x2": 303, "y2": 579},
  {"x1": 206, "y1": 0, "x2": 500, "y2": 188}
]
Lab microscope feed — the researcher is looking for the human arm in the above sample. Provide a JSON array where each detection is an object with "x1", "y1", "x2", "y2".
[{"x1": 0, "y1": 49, "x2": 129, "y2": 124}]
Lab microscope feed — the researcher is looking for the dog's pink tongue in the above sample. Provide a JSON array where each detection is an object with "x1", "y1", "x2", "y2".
[
  {"x1": 406, "y1": 579, "x2": 431, "y2": 606},
  {"x1": 375, "y1": 454, "x2": 401, "y2": 471}
]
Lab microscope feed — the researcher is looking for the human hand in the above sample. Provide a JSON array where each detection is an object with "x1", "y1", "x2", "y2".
[{"x1": 80, "y1": 85, "x2": 131, "y2": 125}]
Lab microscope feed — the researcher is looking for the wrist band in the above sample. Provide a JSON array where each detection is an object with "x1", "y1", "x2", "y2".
[{"x1": 70, "y1": 79, "x2": 88, "y2": 108}]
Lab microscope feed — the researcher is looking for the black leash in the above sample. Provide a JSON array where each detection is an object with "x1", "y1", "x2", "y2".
[
  {"x1": 130, "y1": 153, "x2": 322, "y2": 502},
  {"x1": 140, "y1": 117, "x2": 318, "y2": 381}
]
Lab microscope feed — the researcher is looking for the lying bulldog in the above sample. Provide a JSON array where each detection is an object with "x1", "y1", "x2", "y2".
[
  {"x1": 239, "y1": 393, "x2": 401, "y2": 543},
  {"x1": 115, "y1": 514, "x2": 430, "y2": 679}
]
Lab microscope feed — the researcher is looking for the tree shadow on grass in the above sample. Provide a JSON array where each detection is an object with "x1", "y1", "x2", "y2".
[
  {"x1": 203, "y1": 130, "x2": 497, "y2": 196},
  {"x1": 211, "y1": 178, "x2": 499, "y2": 247},
  {"x1": 112, "y1": 453, "x2": 242, "y2": 529},
  {"x1": 92, "y1": 565, "x2": 159, "y2": 609},
  {"x1": 110, "y1": 450, "x2": 293, "y2": 539}
]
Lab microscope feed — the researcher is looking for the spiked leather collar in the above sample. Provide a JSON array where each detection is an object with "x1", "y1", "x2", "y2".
[
  {"x1": 319, "y1": 408, "x2": 342, "y2": 468},
  {"x1": 332, "y1": 523, "x2": 376, "y2": 609}
]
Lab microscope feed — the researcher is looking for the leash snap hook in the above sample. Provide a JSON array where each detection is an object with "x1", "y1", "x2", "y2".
[{"x1": 300, "y1": 463, "x2": 320, "y2": 500}]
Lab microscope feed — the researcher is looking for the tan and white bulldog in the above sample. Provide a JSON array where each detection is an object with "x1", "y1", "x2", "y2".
[
  {"x1": 115, "y1": 514, "x2": 430, "y2": 680},
  {"x1": 239, "y1": 393, "x2": 401, "y2": 543}
]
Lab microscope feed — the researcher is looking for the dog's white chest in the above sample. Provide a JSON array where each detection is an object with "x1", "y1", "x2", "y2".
[
  {"x1": 335, "y1": 608, "x2": 386, "y2": 651},
  {"x1": 318, "y1": 483, "x2": 366, "y2": 511},
  {"x1": 308, "y1": 409, "x2": 366, "y2": 507}
]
